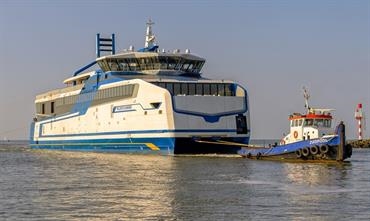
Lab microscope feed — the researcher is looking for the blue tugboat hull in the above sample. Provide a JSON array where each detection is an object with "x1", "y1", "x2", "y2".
[{"x1": 239, "y1": 122, "x2": 352, "y2": 161}]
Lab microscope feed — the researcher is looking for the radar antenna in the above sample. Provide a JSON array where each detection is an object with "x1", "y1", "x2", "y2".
[
  {"x1": 303, "y1": 86, "x2": 310, "y2": 111},
  {"x1": 145, "y1": 19, "x2": 156, "y2": 48}
]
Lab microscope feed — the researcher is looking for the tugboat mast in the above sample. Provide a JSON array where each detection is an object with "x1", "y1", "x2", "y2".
[{"x1": 303, "y1": 87, "x2": 311, "y2": 112}]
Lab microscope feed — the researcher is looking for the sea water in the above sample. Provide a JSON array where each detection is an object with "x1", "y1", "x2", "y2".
[{"x1": 0, "y1": 144, "x2": 369, "y2": 220}]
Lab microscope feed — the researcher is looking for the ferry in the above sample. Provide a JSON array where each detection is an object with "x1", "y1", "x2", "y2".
[
  {"x1": 29, "y1": 20, "x2": 250, "y2": 154},
  {"x1": 238, "y1": 88, "x2": 352, "y2": 161}
]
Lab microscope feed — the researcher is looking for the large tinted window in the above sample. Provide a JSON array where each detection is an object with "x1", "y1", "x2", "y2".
[
  {"x1": 153, "y1": 82, "x2": 237, "y2": 97},
  {"x1": 188, "y1": 83, "x2": 196, "y2": 95},
  {"x1": 173, "y1": 83, "x2": 181, "y2": 95}
]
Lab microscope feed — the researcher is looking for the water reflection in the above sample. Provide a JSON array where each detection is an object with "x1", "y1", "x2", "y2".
[
  {"x1": 282, "y1": 162, "x2": 354, "y2": 220},
  {"x1": 2, "y1": 147, "x2": 370, "y2": 220},
  {"x1": 29, "y1": 151, "x2": 177, "y2": 220},
  {"x1": 284, "y1": 162, "x2": 351, "y2": 186}
]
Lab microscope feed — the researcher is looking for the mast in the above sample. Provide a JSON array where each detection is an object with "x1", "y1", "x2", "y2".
[
  {"x1": 303, "y1": 86, "x2": 310, "y2": 112},
  {"x1": 145, "y1": 19, "x2": 156, "y2": 48}
]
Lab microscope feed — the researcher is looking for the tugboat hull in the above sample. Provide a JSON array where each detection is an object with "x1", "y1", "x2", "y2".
[{"x1": 239, "y1": 122, "x2": 352, "y2": 162}]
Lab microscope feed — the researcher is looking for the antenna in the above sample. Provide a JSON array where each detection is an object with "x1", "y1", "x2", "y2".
[
  {"x1": 302, "y1": 86, "x2": 310, "y2": 111},
  {"x1": 145, "y1": 19, "x2": 156, "y2": 48}
]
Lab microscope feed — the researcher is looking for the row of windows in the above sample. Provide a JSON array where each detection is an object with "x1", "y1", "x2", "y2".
[
  {"x1": 36, "y1": 82, "x2": 235, "y2": 117},
  {"x1": 152, "y1": 82, "x2": 236, "y2": 96},
  {"x1": 95, "y1": 84, "x2": 135, "y2": 100},
  {"x1": 291, "y1": 119, "x2": 332, "y2": 128},
  {"x1": 39, "y1": 102, "x2": 55, "y2": 115},
  {"x1": 37, "y1": 84, "x2": 136, "y2": 115},
  {"x1": 54, "y1": 84, "x2": 135, "y2": 107},
  {"x1": 98, "y1": 57, "x2": 204, "y2": 73}
]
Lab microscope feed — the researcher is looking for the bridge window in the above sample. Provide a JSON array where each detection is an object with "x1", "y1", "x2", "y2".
[
  {"x1": 167, "y1": 57, "x2": 180, "y2": 70},
  {"x1": 305, "y1": 119, "x2": 314, "y2": 126},
  {"x1": 324, "y1": 119, "x2": 331, "y2": 128},
  {"x1": 314, "y1": 119, "x2": 324, "y2": 127},
  {"x1": 298, "y1": 119, "x2": 303, "y2": 126},
  {"x1": 99, "y1": 57, "x2": 205, "y2": 74},
  {"x1": 159, "y1": 56, "x2": 168, "y2": 69}
]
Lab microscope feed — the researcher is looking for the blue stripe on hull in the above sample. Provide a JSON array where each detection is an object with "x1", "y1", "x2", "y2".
[
  {"x1": 239, "y1": 136, "x2": 339, "y2": 156},
  {"x1": 36, "y1": 129, "x2": 238, "y2": 138},
  {"x1": 29, "y1": 136, "x2": 250, "y2": 155},
  {"x1": 30, "y1": 137, "x2": 175, "y2": 155}
]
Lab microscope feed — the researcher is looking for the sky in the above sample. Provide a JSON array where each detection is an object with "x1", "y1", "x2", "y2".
[{"x1": 0, "y1": 0, "x2": 369, "y2": 140}]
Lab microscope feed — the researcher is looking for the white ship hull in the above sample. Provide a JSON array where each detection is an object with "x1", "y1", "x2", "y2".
[{"x1": 30, "y1": 79, "x2": 250, "y2": 154}]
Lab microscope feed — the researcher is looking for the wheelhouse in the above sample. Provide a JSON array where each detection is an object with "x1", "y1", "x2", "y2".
[
  {"x1": 289, "y1": 110, "x2": 332, "y2": 129},
  {"x1": 96, "y1": 53, "x2": 205, "y2": 75}
]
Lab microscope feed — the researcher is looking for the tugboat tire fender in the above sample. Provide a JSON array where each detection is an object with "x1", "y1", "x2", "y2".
[
  {"x1": 319, "y1": 145, "x2": 329, "y2": 154},
  {"x1": 256, "y1": 152, "x2": 262, "y2": 159},
  {"x1": 295, "y1": 149, "x2": 302, "y2": 158},
  {"x1": 302, "y1": 147, "x2": 310, "y2": 157},
  {"x1": 310, "y1": 145, "x2": 319, "y2": 155}
]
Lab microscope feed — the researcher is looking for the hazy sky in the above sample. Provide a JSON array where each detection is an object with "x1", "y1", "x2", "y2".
[{"x1": 0, "y1": 0, "x2": 369, "y2": 140}]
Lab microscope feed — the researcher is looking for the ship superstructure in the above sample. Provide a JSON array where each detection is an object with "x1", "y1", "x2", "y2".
[
  {"x1": 280, "y1": 87, "x2": 334, "y2": 145},
  {"x1": 30, "y1": 20, "x2": 250, "y2": 154}
]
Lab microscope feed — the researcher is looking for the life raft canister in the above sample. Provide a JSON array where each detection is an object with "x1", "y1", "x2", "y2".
[{"x1": 293, "y1": 131, "x2": 298, "y2": 138}]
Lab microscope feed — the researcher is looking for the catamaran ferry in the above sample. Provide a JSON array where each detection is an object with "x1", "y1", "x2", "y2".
[{"x1": 29, "y1": 20, "x2": 250, "y2": 154}]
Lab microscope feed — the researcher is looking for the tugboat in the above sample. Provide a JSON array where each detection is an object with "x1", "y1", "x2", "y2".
[{"x1": 239, "y1": 87, "x2": 352, "y2": 161}]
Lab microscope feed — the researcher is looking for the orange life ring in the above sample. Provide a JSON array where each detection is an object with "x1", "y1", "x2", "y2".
[{"x1": 293, "y1": 131, "x2": 298, "y2": 138}]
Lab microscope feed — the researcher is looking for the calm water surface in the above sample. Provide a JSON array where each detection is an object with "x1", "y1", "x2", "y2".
[{"x1": 0, "y1": 145, "x2": 369, "y2": 220}]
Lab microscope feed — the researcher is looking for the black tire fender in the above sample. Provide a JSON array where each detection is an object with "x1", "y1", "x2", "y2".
[
  {"x1": 302, "y1": 147, "x2": 310, "y2": 157},
  {"x1": 295, "y1": 149, "x2": 302, "y2": 158},
  {"x1": 320, "y1": 145, "x2": 329, "y2": 154},
  {"x1": 310, "y1": 145, "x2": 319, "y2": 155}
]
